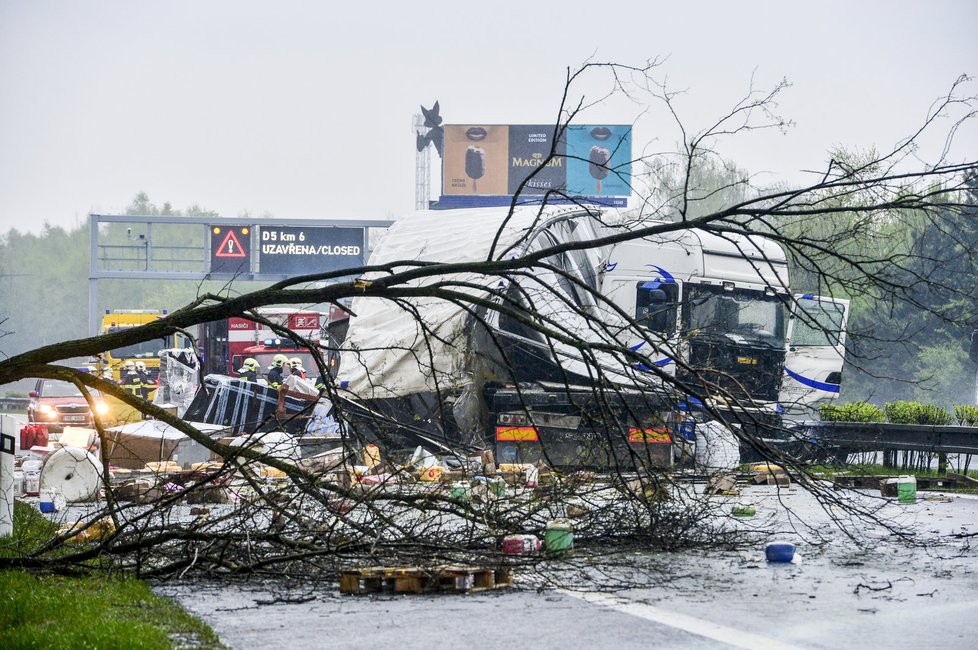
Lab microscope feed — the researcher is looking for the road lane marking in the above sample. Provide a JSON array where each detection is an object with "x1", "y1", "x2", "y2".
[{"x1": 559, "y1": 589, "x2": 807, "y2": 650}]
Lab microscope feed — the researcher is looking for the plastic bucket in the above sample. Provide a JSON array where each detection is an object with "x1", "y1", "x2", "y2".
[
  {"x1": 449, "y1": 481, "x2": 470, "y2": 503},
  {"x1": 38, "y1": 489, "x2": 56, "y2": 513},
  {"x1": 545, "y1": 520, "x2": 574, "y2": 554},
  {"x1": 23, "y1": 459, "x2": 42, "y2": 497},
  {"x1": 897, "y1": 476, "x2": 917, "y2": 504},
  {"x1": 765, "y1": 542, "x2": 795, "y2": 563},
  {"x1": 731, "y1": 504, "x2": 756, "y2": 517}
]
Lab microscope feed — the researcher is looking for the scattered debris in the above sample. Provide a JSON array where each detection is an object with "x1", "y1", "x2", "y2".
[
  {"x1": 565, "y1": 504, "x2": 588, "y2": 518},
  {"x1": 853, "y1": 580, "x2": 893, "y2": 595},
  {"x1": 705, "y1": 474, "x2": 739, "y2": 496},
  {"x1": 731, "y1": 504, "x2": 756, "y2": 517},
  {"x1": 339, "y1": 565, "x2": 512, "y2": 595},
  {"x1": 947, "y1": 472, "x2": 978, "y2": 488},
  {"x1": 502, "y1": 534, "x2": 541, "y2": 555},
  {"x1": 59, "y1": 516, "x2": 116, "y2": 543}
]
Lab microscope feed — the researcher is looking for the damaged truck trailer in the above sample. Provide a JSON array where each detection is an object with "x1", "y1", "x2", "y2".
[{"x1": 335, "y1": 205, "x2": 846, "y2": 469}]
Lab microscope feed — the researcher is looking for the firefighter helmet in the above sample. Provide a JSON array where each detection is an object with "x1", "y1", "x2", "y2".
[
  {"x1": 135, "y1": 361, "x2": 147, "y2": 372},
  {"x1": 238, "y1": 358, "x2": 259, "y2": 373},
  {"x1": 289, "y1": 357, "x2": 304, "y2": 370},
  {"x1": 123, "y1": 360, "x2": 135, "y2": 371},
  {"x1": 273, "y1": 354, "x2": 289, "y2": 367}
]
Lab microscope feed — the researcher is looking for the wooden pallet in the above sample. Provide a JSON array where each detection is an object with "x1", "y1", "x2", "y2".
[{"x1": 339, "y1": 565, "x2": 513, "y2": 595}]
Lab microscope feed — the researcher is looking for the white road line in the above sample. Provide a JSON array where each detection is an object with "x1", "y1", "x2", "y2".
[{"x1": 559, "y1": 589, "x2": 808, "y2": 650}]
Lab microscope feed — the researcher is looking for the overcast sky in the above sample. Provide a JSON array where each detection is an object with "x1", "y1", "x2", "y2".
[{"x1": 0, "y1": 1, "x2": 975, "y2": 235}]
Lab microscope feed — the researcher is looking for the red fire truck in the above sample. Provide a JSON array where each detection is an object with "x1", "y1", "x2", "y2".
[{"x1": 198, "y1": 307, "x2": 348, "y2": 379}]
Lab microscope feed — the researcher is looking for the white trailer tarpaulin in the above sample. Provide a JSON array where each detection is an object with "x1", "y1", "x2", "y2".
[
  {"x1": 337, "y1": 207, "x2": 548, "y2": 399},
  {"x1": 337, "y1": 206, "x2": 650, "y2": 399}
]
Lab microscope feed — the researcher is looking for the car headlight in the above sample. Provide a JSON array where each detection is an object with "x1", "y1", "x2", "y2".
[
  {"x1": 39, "y1": 404, "x2": 56, "y2": 416},
  {"x1": 95, "y1": 401, "x2": 110, "y2": 415}
]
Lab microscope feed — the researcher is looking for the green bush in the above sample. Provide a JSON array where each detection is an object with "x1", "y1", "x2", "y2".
[
  {"x1": 954, "y1": 404, "x2": 978, "y2": 426},
  {"x1": 884, "y1": 400, "x2": 953, "y2": 425},
  {"x1": 820, "y1": 401, "x2": 885, "y2": 422}
]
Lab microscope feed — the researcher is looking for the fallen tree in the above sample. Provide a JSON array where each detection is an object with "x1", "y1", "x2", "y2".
[{"x1": 1, "y1": 62, "x2": 976, "y2": 582}]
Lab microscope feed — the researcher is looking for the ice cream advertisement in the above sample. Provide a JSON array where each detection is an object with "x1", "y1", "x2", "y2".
[
  {"x1": 443, "y1": 125, "x2": 509, "y2": 195},
  {"x1": 506, "y1": 125, "x2": 566, "y2": 195},
  {"x1": 440, "y1": 124, "x2": 631, "y2": 206},
  {"x1": 564, "y1": 125, "x2": 632, "y2": 197}
]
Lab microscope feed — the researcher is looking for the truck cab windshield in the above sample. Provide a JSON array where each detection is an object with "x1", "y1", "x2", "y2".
[
  {"x1": 105, "y1": 327, "x2": 176, "y2": 359},
  {"x1": 683, "y1": 284, "x2": 786, "y2": 346}
]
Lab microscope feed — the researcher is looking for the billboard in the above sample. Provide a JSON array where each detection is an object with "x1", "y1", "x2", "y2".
[
  {"x1": 440, "y1": 124, "x2": 631, "y2": 207},
  {"x1": 258, "y1": 226, "x2": 365, "y2": 275}
]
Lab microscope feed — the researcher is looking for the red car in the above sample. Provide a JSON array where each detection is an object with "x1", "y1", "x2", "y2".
[{"x1": 28, "y1": 379, "x2": 108, "y2": 433}]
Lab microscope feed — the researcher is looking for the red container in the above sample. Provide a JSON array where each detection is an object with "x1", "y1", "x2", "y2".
[
  {"x1": 20, "y1": 424, "x2": 49, "y2": 451},
  {"x1": 502, "y1": 534, "x2": 541, "y2": 555}
]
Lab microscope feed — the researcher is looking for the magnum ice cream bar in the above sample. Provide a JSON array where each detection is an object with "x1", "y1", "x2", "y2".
[
  {"x1": 465, "y1": 146, "x2": 486, "y2": 193},
  {"x1": 588, "y1": 145, "x2": 611, "y2": 193}
]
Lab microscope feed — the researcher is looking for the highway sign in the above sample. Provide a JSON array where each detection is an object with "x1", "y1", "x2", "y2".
[
  {"x1": 210, "y1": 225, "x2": 252, "y2": 274},
  {"x1": 258, "y1": 226, "x2": 364, "y2": 275}
]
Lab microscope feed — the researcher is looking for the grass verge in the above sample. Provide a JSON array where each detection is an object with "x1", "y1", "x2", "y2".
[
  {"x1": 1, "y1": 503, "x2": 225, "y2": 649},
  {"x1": 0, "y1": 570, "x2": 226, "y2": 649}
]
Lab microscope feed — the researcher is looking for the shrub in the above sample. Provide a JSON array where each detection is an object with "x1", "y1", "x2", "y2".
[
  {"x1": 954, "y1": 404, "x2": 978, "y2": 426},
  {"x1": 820, "y1": 401, "x2": 884, "y2": 422},
  {"x1": 884, "y1": 400, "x2": 953, "y2": 425}
]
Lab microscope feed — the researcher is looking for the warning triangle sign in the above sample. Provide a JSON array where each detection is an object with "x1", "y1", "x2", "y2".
[{"x1": 215, "y1": 230, "x2": 247, "y2": 258}]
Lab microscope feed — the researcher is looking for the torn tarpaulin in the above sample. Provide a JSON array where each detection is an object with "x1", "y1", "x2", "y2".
[
  {"x1": 183, "y1": 375, "x2": 317, "y2": 434},
  {"x1": 154, "y1": 348, "x2": 200, "y2": 417}
]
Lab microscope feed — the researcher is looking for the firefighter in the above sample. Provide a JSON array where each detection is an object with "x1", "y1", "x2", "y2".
[
  {"x1": 237, "y1": 358, "x2": 260, "y2": 382},
  {"x1": 267, "y1": 353, "x2": 291, "y2": 388},
  {"x1": 289, "y1": 357, "x2": 307, "y2": 380},
  {"x1": 135, "y1": 361, "x2": 152, "y2": 399},
  {"x1": 121, "y1": 360, "x2": 144, "y2": 398}
]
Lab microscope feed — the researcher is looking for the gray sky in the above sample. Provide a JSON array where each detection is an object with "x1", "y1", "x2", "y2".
[{"x1": 1, "y1": 0, "x2": 975, "y2": 234}]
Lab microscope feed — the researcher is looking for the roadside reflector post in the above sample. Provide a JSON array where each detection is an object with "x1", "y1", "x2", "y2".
[{"x1": 0, "y1": 430, "x2": 15, "y2": 538}]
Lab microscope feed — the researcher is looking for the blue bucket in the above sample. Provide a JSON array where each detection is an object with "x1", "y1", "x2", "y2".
[{"x1": 765, "y1": 542, "x2": 795, "y2": 563}]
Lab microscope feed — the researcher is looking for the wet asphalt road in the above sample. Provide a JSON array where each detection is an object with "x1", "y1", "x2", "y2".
[{"x1": 159, "y1": 486, "x2": 978, "y2": 649}]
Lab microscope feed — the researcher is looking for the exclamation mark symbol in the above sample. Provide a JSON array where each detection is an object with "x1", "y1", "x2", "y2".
[{"x1": 227, "y1": 239, "x2": 235, "y2": 254}]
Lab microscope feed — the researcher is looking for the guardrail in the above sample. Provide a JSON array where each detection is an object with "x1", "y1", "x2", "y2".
[
  {"x1": 803, "y1": 421, "x2": 978, "y2": 455},
  {"x1": 0, "y1": 397, "x2": 29, "y2": 412}
]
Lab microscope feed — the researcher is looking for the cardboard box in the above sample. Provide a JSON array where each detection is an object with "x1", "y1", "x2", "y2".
[
  {"x1": 753, "y1": 471, "x2": 791, "y2": 486},
  {"x1": 105, "y1": 420, "x2": 223, "y2": 470}
]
